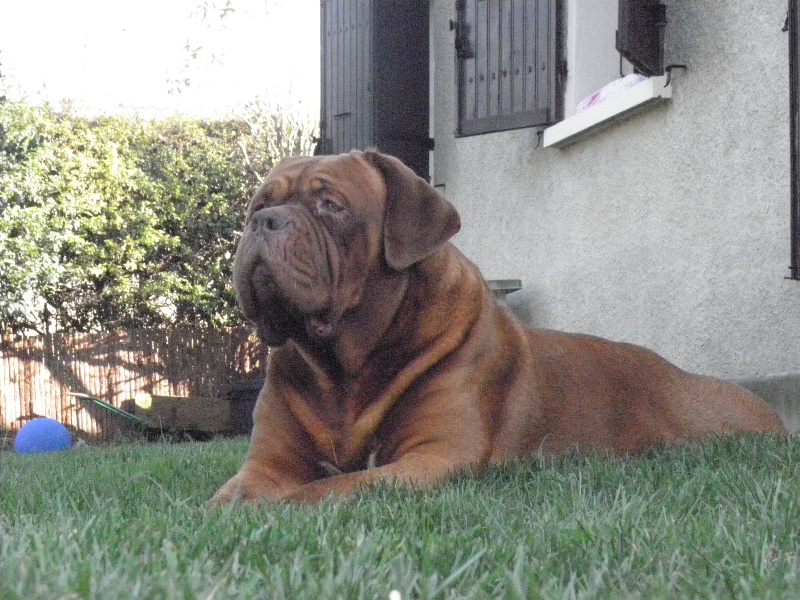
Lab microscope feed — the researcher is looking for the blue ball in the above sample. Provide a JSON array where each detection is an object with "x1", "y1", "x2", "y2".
[{"x1": 14, "y1": 418, "x2": 73, "y2": 454}]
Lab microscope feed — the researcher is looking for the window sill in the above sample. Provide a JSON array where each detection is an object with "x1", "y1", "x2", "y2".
[{"x1": 542, "y1": 76, "x2": 672, "y2": 149}]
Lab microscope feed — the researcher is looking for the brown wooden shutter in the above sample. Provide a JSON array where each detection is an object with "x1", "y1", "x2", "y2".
[
  {"x1": 456, "y1": 0, "x2": 560, "y2": 137},
  {"x1": 318, "y1": 0, "x2": 430, "y2": 178},
  {"x1": 616, "y1": 0, "x2": 666, "y2": 77}
]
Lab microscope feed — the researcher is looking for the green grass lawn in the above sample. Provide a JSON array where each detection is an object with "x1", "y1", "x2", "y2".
[{"x1": 1, "y1": 434, "x2": 799, "y2": 599}]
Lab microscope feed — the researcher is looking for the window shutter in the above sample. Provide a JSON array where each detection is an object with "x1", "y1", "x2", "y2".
[
  {"x1": 319, "y1": 0, "x2": 372, "y2": 157},
  {"x1": 790, "y1": 0, "x2": 800, "y2": 279},
  {"x1": 456, "y1": 0, "x2": 560, "y2": 137},
  {"x1": 318, "y1": 0, "x2": 430, "y2": 178},
  {"x1": 616, "y1": 0, "x2": 666, "y2": 77}
]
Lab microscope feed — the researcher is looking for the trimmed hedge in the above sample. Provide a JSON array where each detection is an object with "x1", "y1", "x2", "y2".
[{"x1": 0, "y1": 99, "x2": 315, "y2": 334}]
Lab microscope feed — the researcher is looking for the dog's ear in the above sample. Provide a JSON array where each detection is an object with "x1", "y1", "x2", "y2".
[{"x1": 364, "y1": 151, "x2": 461, "y2": 271}]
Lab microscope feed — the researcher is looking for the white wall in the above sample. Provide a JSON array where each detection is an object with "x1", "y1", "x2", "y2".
[{"x1": 432, "y1": 0, "x2": 797, "y2": 379}]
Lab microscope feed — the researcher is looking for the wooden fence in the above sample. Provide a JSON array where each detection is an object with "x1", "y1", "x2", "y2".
[{"x1": 0, "y1": 327, "x2": 265, "y2": 442}]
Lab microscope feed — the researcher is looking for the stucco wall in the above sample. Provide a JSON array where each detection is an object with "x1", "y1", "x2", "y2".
[{"x1": 432, "y1": 0, "x2": 797, "y2": 379}]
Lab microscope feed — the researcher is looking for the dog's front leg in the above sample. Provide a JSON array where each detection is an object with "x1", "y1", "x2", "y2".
[
  {"x1": 280, "y1": 447, "x2": 478, "y2": 502},
  {"x1": 207, "y1": 464, "x2": 303, "y2": 506}
]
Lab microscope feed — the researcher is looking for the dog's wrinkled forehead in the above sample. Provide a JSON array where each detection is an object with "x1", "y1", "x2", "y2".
[{"x1": 253, "y1": 153, "x2": 386, "y2": 210}]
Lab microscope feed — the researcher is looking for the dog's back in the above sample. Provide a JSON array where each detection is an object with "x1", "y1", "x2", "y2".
[{"x1": 510, "y1": 326, "x2": 787, "y2": 455}]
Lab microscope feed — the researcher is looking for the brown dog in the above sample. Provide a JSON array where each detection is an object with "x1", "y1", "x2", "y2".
[{"x1": 209, "y1": 150, "x2": 786, "y2": 504}]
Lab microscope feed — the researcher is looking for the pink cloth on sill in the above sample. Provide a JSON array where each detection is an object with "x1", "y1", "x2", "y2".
[{"x1": 576, "y1": 74, "x2": 648, "y2": 113}]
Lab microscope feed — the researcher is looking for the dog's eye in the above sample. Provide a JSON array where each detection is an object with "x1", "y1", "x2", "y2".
[{"x1": 319, "y1": 197, "x2": 344, "y2": 214}]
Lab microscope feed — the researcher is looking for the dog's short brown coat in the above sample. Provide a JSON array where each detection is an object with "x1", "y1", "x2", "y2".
[{"x1": 210, "y1": 151, "x2": 786, "y2": 504}]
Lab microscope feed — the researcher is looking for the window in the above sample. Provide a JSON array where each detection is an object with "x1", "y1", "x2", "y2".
[
  {"x1": 317, "y1": 0, "x2": 431, "y2": 178},
  {"x1": 543, "y1": 0, "x2": 669, "y2": 147},
  {"x1": 455, "y1": 0, "x2": 563, "y2": 137}
]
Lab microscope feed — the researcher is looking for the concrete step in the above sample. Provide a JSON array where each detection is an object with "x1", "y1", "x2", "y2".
[{"x1": 732, "y1": 373, "x2": 800, "y2": 433}]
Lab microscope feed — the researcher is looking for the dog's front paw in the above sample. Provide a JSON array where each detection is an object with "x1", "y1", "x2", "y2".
[
  {"x1": 206, "y1": 472, "x2": 283, "y2": 507},
  {"x1": 206, "y1": 477, "x2": 248, "y2": 508}
]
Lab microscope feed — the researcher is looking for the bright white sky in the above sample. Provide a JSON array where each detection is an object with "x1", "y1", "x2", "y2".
[{"x1": 0, "y1": 0, "x2": 320, "y2": 118}]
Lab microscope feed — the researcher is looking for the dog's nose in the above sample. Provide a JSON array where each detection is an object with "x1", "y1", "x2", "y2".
[{"x1": 250, "y1": 208, "x2": 294, "y2": 232}]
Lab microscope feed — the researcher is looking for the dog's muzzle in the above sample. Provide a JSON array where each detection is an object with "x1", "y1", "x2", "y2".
[
  {"x1": 249, "y1": 206, "x2": 296, "y2": 235},
  {"x1": 234, "y1": 204, "x2": 336, "y2": 344}
]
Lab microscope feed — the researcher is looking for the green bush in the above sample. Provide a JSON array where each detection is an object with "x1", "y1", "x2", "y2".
[{"x1": 0, "y1": 99, "x2": 316, "y2": 334}]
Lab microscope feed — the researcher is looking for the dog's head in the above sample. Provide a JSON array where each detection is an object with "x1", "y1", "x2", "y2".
[{"x1": 233, "y1": 151, "x2": 460, "y2": 346}]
